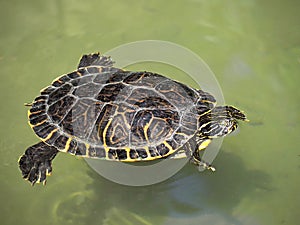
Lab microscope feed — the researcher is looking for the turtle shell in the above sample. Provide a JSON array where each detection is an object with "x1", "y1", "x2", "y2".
[{"x1": 28, "y1": 56, "x2": 216, "y2": 162}]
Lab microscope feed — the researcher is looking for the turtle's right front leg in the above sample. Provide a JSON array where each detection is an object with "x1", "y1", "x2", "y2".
[{"x1": 18, "y1": 142, "x2": 59, "y2": 185}]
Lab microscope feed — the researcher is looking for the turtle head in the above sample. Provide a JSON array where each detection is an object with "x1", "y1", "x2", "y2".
[{"x1": 199, "y1": 106, "x2": 248, "y2": 138}]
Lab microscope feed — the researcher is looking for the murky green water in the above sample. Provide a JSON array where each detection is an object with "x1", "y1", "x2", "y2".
[{"x1": 1, "y1": 0, "x2": 299, "y2": 224}]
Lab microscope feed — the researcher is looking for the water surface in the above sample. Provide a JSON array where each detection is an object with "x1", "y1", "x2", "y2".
[{"x1": 0, "y1": 1, "x2": 299, "y2": 225}]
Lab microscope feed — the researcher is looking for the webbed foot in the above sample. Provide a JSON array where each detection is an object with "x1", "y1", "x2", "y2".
[
  {"x1": 190, "y1": 152, "x2": 216, "y2": 172},
  {"x1": 18, "y1": 142, "x2": 59, "y2": 185}
]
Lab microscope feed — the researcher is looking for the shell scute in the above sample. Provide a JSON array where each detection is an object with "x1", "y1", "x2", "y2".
[{"x1": 29, "y1": 64, "x2": 206, "y2": 161}]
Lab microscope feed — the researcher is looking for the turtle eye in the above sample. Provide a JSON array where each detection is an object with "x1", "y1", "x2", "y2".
[
  {"x1": 220, "y1": 120, "x2": 228, "y2": 127},
  {"x1": 220, "y1": 119, "x2": 236, "y2": 135}
]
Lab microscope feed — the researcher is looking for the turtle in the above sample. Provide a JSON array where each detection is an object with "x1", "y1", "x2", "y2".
[{"x1": 18, "y1": 53, "x2": 247, "y2": 185}]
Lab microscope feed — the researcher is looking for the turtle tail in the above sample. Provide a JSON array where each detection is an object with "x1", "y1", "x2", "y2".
[{"x1": 18, "y1": 142, "x2": 59, "y2": 186}]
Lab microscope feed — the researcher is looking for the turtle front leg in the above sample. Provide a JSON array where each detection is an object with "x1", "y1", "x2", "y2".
[
  {"x1": 191, "y1": 150, "x2": 216, "y2": 172},
  {"x1": 18, "y1": 142, "x2": 59, "y2": 185},
  {"x1": 168, "y1": 138, "x2": 216, "y2": 171},
  {"x1": 191, "y1": 139, "x2": 216, "y2": 171}
]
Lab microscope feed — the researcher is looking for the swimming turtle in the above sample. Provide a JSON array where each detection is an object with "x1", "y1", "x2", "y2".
[{"x1": 18, "y1": 53, "x2": 247, "y2": 185}]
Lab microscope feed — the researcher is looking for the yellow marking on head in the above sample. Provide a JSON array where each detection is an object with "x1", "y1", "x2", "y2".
[
  {"x1": 41, "y1": 128, "x2": 58, "y2": 142},
  {"x1": 201, "y1": 100, "x2": 214, "y2": 104},
  {"x1": 198, "y1": 139, "x2": 211, "y2": 151}
]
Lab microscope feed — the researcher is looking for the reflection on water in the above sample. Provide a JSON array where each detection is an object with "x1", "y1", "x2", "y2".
[
  {"x1": 52, "y1": 151, "x2": 270, "y2": 225},
  {"x1": 0, "y1": 0, "x2": 299, "y2": 225}
]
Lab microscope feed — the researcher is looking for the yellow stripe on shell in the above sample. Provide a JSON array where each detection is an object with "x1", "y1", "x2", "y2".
[
  {"x1": 63, "y1": 137, "x2": 73, "y2": 152},
  {"x1": 28, "y1": 110, "x2": 43, "y2": 115},
  {"x1": 102, "y1": 118, "x2": 113, "y2": 147},
  {"x1": 104, "y1": 146, "x2": 110, "y2": 159},
  {"x1": 143, "y1": 122, "x2": 151, "y2": 143},
  {"x1": 27, "y1": 109, "x2": 47, "y2": 128},
  {"x1": 40, "y1": 86, "x2": 49, "y2": 93},
  {"x1": 29, "y1": 119, "x2": 47, "y2": 128},
  {"x1": 49, "y1": 74, "x2": 66, "y2": 86},
  {"x1": 85, "y1": 144, "x2": 90, "y2": 157},
  {"x1": 41, "y1": 128, "x2": 58, "y2": 142},
  {"x1": 85, "y1": 143, "x2": 90, "y2": 154},
  {"x1": 162, "y1": 140, "x2": 176, "y2": 155},
  {"x1": 124, "y1": 147, "x2": 131, "y2": 160},
  {"x1": 27, "y1": 109, "x2": 31, "y2": 120},
  {"x1": 143, "y1": 146, "x2": 151, "y2": 157}
]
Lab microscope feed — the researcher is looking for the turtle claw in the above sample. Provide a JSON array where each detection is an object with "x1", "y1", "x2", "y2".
[
  {"x1": 199, "y1": 161, "x2": 216, "y2": 172},
  {"x1": 46, "y1": 168, "x2": 52, "y2": 176},
  {"x1": 38, "y1": 164, "x2": 47, "y2": 184},
  {"x1": 198, "y1": 161, "x2": 216, "y2": 172},
  {"x1": 189, "y1": 155, "x2": 216, "y2": 172}
]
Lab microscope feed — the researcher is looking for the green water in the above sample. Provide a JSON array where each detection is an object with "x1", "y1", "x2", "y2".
[{"x1": 1, "y1": 0, "x2": 299, "y2": 224}]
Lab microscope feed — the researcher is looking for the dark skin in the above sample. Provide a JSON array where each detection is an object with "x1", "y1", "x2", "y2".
[{"x1": 19, "y1": 142, "x2": 58, "y2": 185}]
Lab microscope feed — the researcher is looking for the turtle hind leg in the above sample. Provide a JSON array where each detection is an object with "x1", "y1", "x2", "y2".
[
  {"x1": 18, "y1": 142, "x2": 59, "y2": 186},
  {"x1": 77, "y1": 52, "x2": 115, "y2": 69}
]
